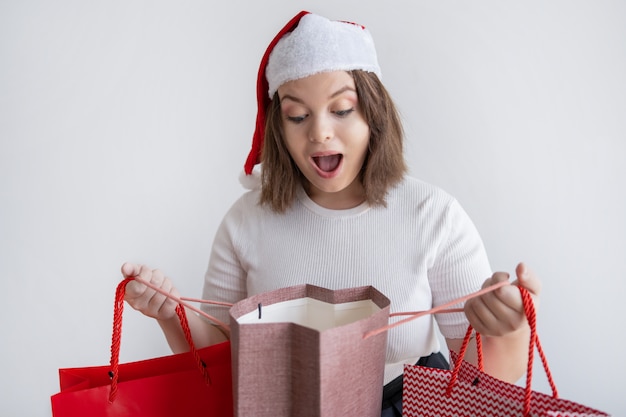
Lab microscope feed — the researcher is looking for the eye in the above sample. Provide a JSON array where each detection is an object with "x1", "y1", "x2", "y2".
[
  {"x1": 333, "y1": 108, "x2": 355, "y2": 117},
  {"x1": 285, "y1": 114, "x2": 308, "y2": 124}
]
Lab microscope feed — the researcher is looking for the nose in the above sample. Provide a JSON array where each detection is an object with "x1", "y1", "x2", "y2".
[{"x1": 308, "y1": 114, "x2": 333, "y2": 143}]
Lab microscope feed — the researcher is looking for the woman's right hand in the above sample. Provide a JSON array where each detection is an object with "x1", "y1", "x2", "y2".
[{"x1": 121, "y1": 262, "x2": 180, "y2": 321}]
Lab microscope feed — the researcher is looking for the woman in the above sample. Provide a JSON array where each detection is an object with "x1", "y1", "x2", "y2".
[{"x1": 122, "y1": 11, "x2": 541, "y2": 415}]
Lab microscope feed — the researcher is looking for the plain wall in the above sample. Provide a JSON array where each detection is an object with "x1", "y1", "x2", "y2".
[{"x1": 1, "y1": 1, "x2": 624, "y2": 415}]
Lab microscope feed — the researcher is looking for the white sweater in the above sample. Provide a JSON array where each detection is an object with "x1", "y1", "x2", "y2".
[{"x1": 202, "y1": 176, "x2": 492, "y2": 383}]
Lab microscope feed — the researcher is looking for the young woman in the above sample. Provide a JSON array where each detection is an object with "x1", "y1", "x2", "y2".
[{"x1": 122, "y1": 11, "x2": 541, "y2": 415}]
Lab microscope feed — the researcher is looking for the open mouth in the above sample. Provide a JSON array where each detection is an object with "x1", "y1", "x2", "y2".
[{"x1": 312, "y1": 154, "x2": 343, "y2": 173}]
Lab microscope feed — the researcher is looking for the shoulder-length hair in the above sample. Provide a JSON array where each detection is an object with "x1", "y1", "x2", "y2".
[{"x1": 260, "y1": 70, "x2": 407, "y2": 212}]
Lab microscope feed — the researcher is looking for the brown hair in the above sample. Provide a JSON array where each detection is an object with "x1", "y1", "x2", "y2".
[{"x1": 260, "y1": 70, "x2": 407, "y2": 212}]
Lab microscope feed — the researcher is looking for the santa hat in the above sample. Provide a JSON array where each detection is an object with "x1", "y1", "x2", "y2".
[{"x1": 243, "y1": 11, "x2": 381, "y2": 175}]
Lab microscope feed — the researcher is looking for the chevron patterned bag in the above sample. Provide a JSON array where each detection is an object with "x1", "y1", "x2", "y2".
[{"x1": 402, "y1": 287, "x2": 609, "y2": 417}]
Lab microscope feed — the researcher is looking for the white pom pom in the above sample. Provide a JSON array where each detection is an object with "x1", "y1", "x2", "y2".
[{"x1": 239, "y1": 166, "x2": 262, "y2": 190}]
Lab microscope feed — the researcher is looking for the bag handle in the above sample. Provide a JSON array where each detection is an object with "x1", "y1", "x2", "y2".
[
  {"x1": 108, "y1": 278, "x2": 217, "y2": 403},
  {"x1": 363, "y1": 280, "x2": 508, "y2": 339},
  {"x1": 447, "y1": 286, "x2": 559, "y2": 417},
  {"x1": 132, "y1": 275, "x2": 232, "y2": 335}
]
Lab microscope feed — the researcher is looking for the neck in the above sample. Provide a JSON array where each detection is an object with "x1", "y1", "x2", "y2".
[{"x1": 304, "y1": 179, "x2": 366, "y2": 210}]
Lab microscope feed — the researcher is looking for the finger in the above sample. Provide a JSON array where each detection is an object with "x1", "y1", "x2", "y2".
[
  {"x1": 138, "y1": 271, "x2": 179, "y2": 320},
  {"x1": 465, "y1": 276, "x2": 500, "y2": 333},
  {"x1": 121, "y1": 262, "x2": 141, "y2": 278},
  {"x1": 465, "y1": 273, "x2": 521, "y2": 335},
  {"x1": 466, "y1": 294, "x2": 522, "y2": 336},
  {"x1": 513, "y1": 262, "x2": 542, "y2": 297},
  {"x1": 124, "y1": 279, "x2": 147, "y2": 300},
  {"x1": 144, "y1": 268, "x2": 167, "y2": 308},
  {"x1": 486, "y1": 271, "x2": 510, "y2": 288},
  {"x1": 124, "y1": 265, "x2": 158, "y2": 301},
  {"x1": 465, "y1": 297, "x2": 495, "y2": 334},
  {"x1": 468, "y1": 293, "x2": 517, "y2": 329},
  {"x1": 477, "y1": 272, "x2": 517, "y2": 310},
  {"x1": 152, "y1": 278, "x2": 180, "y2": 317}
]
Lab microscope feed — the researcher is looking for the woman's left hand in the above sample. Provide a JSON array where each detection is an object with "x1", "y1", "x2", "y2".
[{"x1": 464, "y1": 262, "x2": 542, "y2": 337}]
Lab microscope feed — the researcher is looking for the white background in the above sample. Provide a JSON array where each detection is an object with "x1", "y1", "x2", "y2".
[{"x1": 1, "y1": 1, "x2": 624, "y2": 415}]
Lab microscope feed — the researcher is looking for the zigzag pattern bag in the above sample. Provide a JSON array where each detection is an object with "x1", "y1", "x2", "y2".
[{"x1": 402, "y1": 286, "x2": 609, "y2": 417}]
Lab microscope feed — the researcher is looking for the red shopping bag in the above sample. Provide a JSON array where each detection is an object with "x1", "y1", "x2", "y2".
[
  {"x1": 51, "y1": 278, "x2": 233, "y2": 417},
  {"x1": 402, "y1": 286, "x2": 609, "y2": 417}
]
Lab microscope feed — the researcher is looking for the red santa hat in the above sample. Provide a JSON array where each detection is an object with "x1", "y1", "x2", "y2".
[{"x1": 243, "y1": 11, "x2": 381, "y2": 175}]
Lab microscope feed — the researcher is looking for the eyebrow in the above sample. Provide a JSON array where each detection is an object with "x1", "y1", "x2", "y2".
[{"x1": 280, "y1": 85, "x2": 357, "y2": 104}]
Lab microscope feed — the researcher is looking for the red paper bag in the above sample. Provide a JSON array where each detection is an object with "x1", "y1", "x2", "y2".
[
  {"x1": 229, "y1": 284, "x2": 390, "y2": 417},
  {"x1": 402, "y1": 287, "x2": 609, "y2": 417},
  {"x1": 51, "y1": 343, "x2": 232, "y2": 417},
  {"x1": 51, "y1": 278, "x2": 233, "y2": 417}
]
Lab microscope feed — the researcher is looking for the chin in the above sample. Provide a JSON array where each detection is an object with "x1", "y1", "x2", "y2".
[{"x1": 310, "y1": 179, "x2": 353, "y2": 195}]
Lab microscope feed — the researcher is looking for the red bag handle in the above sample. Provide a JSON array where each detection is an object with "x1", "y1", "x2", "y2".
[
  {"x1": 448, "y1": 286, "x2": 559, "y2": 417},
  {"x1": 108, "y1": 278, "x2": 213, "y2": 403}
]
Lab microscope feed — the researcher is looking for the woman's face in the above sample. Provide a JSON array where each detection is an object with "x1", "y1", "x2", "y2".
[{"x1": 277, "y1": 71, "x2": 370, "y2": 209}]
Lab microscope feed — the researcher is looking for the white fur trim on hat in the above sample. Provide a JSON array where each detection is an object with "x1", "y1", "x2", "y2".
[{"x1": 265, "y1": 13, "x2": 381, "y2": 98}]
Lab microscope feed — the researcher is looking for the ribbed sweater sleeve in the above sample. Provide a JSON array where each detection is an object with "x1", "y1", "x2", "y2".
[{"x1": 428, "y1": 198, "x2": 493, "y2": 338}]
